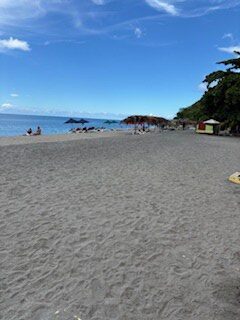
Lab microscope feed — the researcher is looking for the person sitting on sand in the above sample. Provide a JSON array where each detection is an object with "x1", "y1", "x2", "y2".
[
  {"x1": 26, "y1": 128, "x2": 32, "y2": 136},
  {"x1": 33, "y1": 126, "x2": 42, "y2": 136}
]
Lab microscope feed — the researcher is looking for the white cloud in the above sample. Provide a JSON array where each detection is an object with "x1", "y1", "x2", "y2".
[
  {"x1": 91, "y1": 0, "x2": 105, "y2": 4},
  {"x1": 0, "y1": 0, "x2": 74, "y2": 33},
  {"x1": 0, "y1": 37, "x2": 30, "y2": 52},
  {"x1": 0, "y1": 0, "x2": 239, "y2": 41},
  {"x1": 11, "y1": 93, "x2": 19, "y2": 97},
  {"x1": 198, "y1": 82, "x2": 207, "y2": 92},
  {"x1": 223, "y1": 33, "x2": 234, "y2": 41},
  {"x1": 134, "y1": 27, "x2": 142, "y2": 38},
  {"x1": 218, "y1": 46, "x2": 240, "y2": 54},
  {"x1": 0, "y1": 0, "x2": 45, "y2": 25},
  {"x1": 1, "y1": 102, "x2": 13, "y2": 110},
  {"x1": 44, "y1": 39, "x2": 85, "y2": 46},
  {"x1": 145, "y1": 0, "x2": 178, "y2": 15}
]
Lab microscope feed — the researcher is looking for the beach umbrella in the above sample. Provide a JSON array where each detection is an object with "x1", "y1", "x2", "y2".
[
  {"x1": 122, "y1": 115, "x2": 168, "y2": 126},
  {"x1": 78, "y1": 119, "x2": 89, "y2": 125},
  {"x1": 122, "y1": 115, "x2": 170, "y2": 133},
  {"x1": 122, "y1": 115, "x2": 141, "y2": 133},
  {"x1": 104, "y1": 120, "x2": 118, "y2": 125},
  {"x1": 122, "y1": 115, "x2": 142, "y2": 125},
  {"x1": 123, "y1": 115, "x2": 168, "y2": 126},
  {"x1": 65, "y1": 118, "x2": 79, "y2": 124}
]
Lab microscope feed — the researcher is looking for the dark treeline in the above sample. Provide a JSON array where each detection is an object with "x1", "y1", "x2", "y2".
[{"x1": 176, "y1": 52, "x2": 240, "y2": 134}]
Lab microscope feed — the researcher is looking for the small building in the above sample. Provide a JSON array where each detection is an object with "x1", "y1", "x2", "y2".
[{"x1": 196, "y1": 119, "x2": 220, "y2": 135}]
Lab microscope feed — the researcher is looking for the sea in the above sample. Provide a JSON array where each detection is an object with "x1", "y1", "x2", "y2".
[{"x1": 0, "y1": 113, "x2": 128, "y2": 137}]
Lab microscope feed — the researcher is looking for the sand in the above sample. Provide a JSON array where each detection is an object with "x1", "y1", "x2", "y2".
[
  {"x1": 0, "y1": 131, "x2": 239, "y2": 320},
  {"x1": 0, "y1": 131, "x2": 125, "y2": 147}
]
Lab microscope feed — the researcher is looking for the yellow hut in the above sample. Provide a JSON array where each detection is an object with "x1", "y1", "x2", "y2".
[{"x1": 196, "y1": 119, "x2": 220, "y2": 135}]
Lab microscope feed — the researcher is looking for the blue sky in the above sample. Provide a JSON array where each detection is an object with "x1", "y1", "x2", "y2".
[{"x1": 0, "y1": 0, "x2": 240, "y2": 119}]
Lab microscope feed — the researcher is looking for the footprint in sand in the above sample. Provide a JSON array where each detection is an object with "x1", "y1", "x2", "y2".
[{"x1": 91, "y1": 278, "x2": 106, "y2": 302}]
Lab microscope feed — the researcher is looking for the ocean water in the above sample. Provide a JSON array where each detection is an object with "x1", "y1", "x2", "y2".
[{"x1": 0, "y1": 113, "x2": 128, "y2": 137}]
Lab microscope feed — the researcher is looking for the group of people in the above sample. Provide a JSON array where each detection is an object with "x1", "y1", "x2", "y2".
[{"x1": 25, "y1": 126, "x2": 42, "y2": 136}]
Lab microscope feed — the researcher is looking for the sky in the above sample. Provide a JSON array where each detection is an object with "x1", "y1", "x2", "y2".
[{"x1": 0, "y1": 0, "x2": 240, "y2": 119}]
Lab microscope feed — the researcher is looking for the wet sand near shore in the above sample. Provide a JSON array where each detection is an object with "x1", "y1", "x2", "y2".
[
  {"x1": 0, "y1": 131, "x2": 239, "y2": 320},
  {"x1": 0, "y1": 130, "x2": 125, "y2": 147}
]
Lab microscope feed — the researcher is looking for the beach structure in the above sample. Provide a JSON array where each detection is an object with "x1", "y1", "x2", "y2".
[{"x1": 196, "y1": 119, "x2": 220, "y2": 135}]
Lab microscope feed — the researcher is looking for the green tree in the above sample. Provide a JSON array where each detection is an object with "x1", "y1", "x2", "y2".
[{"x1": 176, "y1": 52, "x2": 240, "y2": 133}]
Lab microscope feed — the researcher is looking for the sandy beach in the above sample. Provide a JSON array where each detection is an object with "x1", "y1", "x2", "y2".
[
  {"x1": 0, "y1": 131, "x2": 239, "y2": 320},
  {"x1": 0, "y1": 130, "x2": 125, "y2": 147}
]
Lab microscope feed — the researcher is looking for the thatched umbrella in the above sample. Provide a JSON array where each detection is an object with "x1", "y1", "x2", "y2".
[
  {"x1": 122, "y1": 115, "x2": 169, "y2": 133},
  {"x1": 147, "y1": 116, "x2": 168, "y2": 126},
  {"x1": 145, "y1": 116, "x2": 169, "y2": 131},
  {"x1": 122, "y1": 115, "x2": 140, "y2": 125},
  {"x1": 122, "y1": 115, "x2": 143, "y2": 133}
]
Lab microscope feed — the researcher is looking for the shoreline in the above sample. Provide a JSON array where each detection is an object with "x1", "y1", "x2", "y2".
[
  {"x1": 0, "y1": 129, "x2": 238, "y2": 147},
  {"x1": 0, "y1": 130, "x2": 128, "y2": 147}
]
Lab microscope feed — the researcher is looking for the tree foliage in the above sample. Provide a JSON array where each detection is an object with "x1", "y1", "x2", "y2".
[{"x1": 176, "y1": 52, "x2": 240, "y2": 133}]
